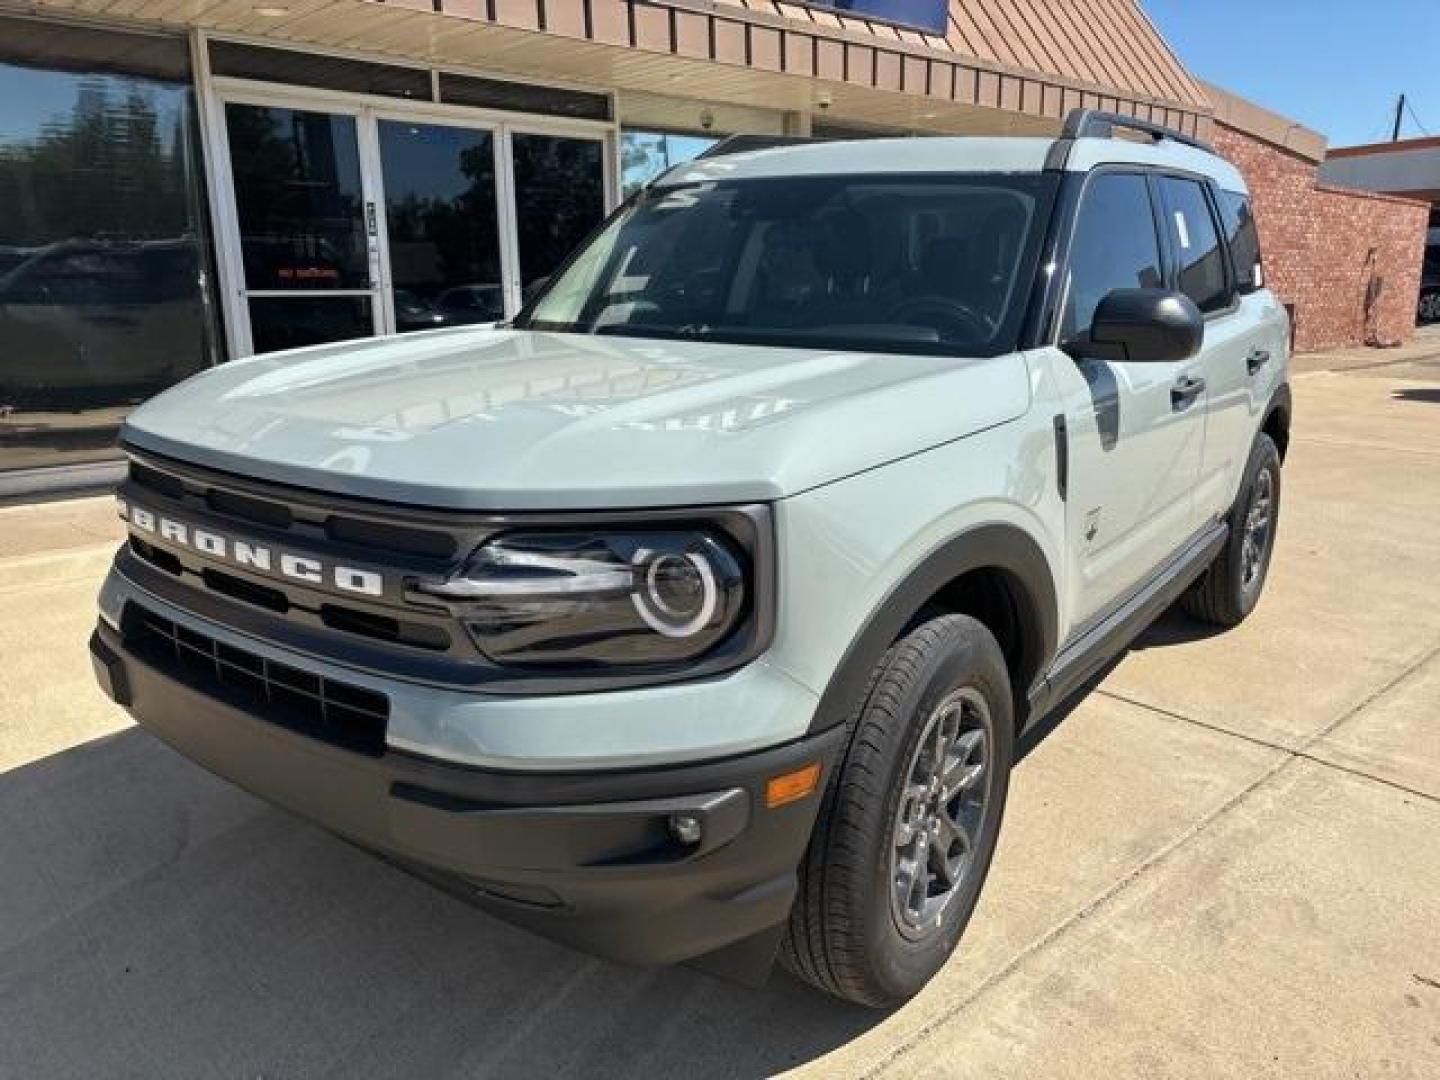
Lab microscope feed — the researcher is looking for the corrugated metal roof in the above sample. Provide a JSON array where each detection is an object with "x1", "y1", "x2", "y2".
[
  {"x1": 19, "y1": 0, "x2": 1211, "y2": 133},
  {"x1": 721, "y1": 0, "x2": 1208, "y2": 109}
]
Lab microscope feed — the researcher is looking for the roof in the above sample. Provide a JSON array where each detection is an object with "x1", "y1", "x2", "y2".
[
  {"x1": 667, "y1": 137, "x2": 1055, "y2": 182},
  {"x1": 1327, "y1": 136, "x2": 1440, "y2": 159},
  {"x1": 14, "y1": 1, "x2": 1212, "y2": 137},
  {"x1": 661, "y1": 132, "x2": 1246, "y2": 192},
  {"x1": 723, "y1": 0, "x2": 1210, "y2": 110}
]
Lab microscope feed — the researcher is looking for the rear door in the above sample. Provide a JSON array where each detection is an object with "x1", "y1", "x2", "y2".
[
  {"x1": 1052, "y1": 170, "x2": 1209, "y2": 631},
  {"x1": 1210, "y1": 187, "x2": 1290, "y2": 508},
  {"x1": 1154, "y1": 174, "x2": 1253, "y2": 522}
]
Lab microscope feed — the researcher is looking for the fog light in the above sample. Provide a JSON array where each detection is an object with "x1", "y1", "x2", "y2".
[{"x1": 669, "y1": 813, "x2": 703, "y2": 845}]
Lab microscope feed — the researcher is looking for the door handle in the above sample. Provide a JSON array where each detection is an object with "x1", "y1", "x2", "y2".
[
  {"x1": 1246, "y1": 348, "x2": 1271, "y2": 375},
  {"x1": 1171, "y1": 374, "x2": 1206, "y2": 410}
]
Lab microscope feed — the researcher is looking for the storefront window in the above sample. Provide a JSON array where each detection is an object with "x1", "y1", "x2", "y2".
[
  {"x1": 620, "y1": 130, "x2": 717, "y2": 196},
  {"x1": 0, "y1": 21, "x2": 216, "y2": 474},
  {"x1": 511, "y1": 132, "x2": 606, "y2": 300}
]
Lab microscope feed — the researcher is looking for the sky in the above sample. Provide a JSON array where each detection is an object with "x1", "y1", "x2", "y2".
[{"x1": 1144, "y1": 0, "x2": 1440, "y2": 148}]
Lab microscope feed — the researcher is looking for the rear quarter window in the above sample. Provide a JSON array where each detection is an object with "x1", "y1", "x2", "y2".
[{"x1": 1218, "y1": 190, "x2": 1264, "y2": 295}]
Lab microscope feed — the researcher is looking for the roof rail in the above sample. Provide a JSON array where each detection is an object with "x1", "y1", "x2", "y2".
[
  {"x1": 1061, "y1": 109, "x2": 1214, "y2": 154},
  {"x1": 695, "y1": 134, "x2": 819, "y2": 160}
]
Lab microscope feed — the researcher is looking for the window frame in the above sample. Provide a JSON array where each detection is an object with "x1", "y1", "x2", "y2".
[
  {"x1": 1214, "y1": 186, "x2": 1265, "y2": 299},
  {"x1": 1150, "y1": 169, "x2": 1240, "y2": 322},
  {"x1": 1046, "y1": 164, "x2": 1170, "y2": 349}
]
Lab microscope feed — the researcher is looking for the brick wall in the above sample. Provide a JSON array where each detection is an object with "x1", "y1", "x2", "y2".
[{"x1": 1212, "y1": 123, "x2": 1429, "y2": 352}]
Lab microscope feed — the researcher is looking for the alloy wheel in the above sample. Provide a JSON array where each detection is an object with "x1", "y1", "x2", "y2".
[
  {"x1": 889, "y1": 687, "x2": 993, "y2": 940},
  {"x1": 1241, "y1": 467, "x2": 1275, "y2": 593}
]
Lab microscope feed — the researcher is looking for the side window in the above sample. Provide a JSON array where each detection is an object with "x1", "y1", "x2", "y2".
[
  {"x1": 1217, "y1": 190, "x2": 1264, "y2": 295},
  {"x1": 1157, "y1": 176, "x2": 1230, "y2": 313},
  {"x1": 1062, "y1": 173, "x2": 1164, "y2": 341}
]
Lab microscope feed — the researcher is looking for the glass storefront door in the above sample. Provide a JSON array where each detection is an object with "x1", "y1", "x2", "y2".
[
  {"x1": 223, "y1": 103, "x2": 382, "y2": 354},
  {"x1": 218, "y1": 95, "x2": 610, "y2": 357},
  {"x1": 375, "y1": 119, "x2": 505, "y2": 332}
]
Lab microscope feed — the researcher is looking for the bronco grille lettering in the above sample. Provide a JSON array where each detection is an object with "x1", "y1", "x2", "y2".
[{"x1": 118, "y1": 496, "x2": 384, "y2": 597}]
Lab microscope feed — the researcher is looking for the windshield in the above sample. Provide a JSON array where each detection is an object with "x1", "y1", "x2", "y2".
[{"x1": 515, "y1": 172, "x2": 1057, "y2": 356}]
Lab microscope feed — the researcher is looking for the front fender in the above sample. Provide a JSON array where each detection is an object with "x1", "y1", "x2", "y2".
[
  {"x1": 805, "y1": 522, "x2": 1057, "y2": 735},
  {"x1": 763, "y1": 412, "x2": 1064, "y2": 737}
]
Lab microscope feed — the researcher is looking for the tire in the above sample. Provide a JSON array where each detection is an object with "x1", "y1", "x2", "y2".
[
  {"x1": 780, "y1": 614, "x2": 1014, "y2": 1008},
  {"x1": 1181, "y1": 432, "x2": 1282, "y2": 627}
]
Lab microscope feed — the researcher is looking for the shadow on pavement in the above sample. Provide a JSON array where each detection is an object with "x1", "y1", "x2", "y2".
[
  {"x1": 2, "y1": 647, "x2": 1122, "y2": 1078},
  {"x1": 1128, "y1": 608, "x2": 1229, "y2": 651},
  {"x1": 0, "y1": 729, "x2": 878, "y2": 1079}
]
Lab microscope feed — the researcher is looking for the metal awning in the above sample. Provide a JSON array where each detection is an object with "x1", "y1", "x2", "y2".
[{"x1": 25, "y1": 0, "x2": 1211, "y2": 135}]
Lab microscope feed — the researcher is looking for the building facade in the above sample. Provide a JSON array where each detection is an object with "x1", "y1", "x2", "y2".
[
  {"x1": 0, "y1": 0, "x2": 1215, "y2": 492},
  {"x1": 1208, "y1": 85, "x2": 1430, "y2": 353},
  {"x1": 0, "y1": 0, "x2": 1420, "y2": 495},
  {"x1": 1320, "y1": 137, "x2": 1440, "y2": 326}
]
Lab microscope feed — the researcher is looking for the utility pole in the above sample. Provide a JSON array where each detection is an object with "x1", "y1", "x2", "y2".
[{"x1": 1392, "y1": 93, "x2": 1406, "y2": 142}]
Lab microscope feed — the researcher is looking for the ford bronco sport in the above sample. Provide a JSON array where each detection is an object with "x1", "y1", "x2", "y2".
[{"x1": 91, "y1": 111, "x2": 1291, "y2": 1007}]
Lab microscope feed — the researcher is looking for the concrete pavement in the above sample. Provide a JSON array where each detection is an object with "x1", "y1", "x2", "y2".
[{"x1": 1, "y1": 356, "x2": 1438, "y2": 1078}]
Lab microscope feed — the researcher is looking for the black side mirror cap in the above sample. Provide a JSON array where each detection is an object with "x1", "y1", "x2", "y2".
[{"x1": 1064, "y1": 288, "x2": 1204, "y2": 364}]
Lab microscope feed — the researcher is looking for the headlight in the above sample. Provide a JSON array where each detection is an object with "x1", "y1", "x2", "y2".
[{"x1": 415, "y1": 529, "x2": 749, "y2": 668}]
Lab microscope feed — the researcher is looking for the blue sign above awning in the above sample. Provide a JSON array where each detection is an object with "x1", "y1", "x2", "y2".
[{"x1": 799, "y1": 1, "x2": 950, "y2": 36}]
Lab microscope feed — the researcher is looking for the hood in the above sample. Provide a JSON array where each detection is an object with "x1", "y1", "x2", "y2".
[{"x1": 122, "y1": 328, "x2": 1031, "y2": 510}]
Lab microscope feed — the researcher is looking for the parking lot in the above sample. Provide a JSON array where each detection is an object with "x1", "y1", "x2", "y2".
[{"x1": 3, "y1": 341, "x2": 1439, "y2": 1079}]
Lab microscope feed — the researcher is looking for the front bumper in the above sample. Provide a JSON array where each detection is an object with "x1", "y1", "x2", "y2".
[{"x1": 90, "y1": 616, "x2": 846, "y2": 968}]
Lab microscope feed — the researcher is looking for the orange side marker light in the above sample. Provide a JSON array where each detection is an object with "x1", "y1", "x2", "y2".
[{"x1": 766, "y1": 762, "x2": 822, "y2": 809}]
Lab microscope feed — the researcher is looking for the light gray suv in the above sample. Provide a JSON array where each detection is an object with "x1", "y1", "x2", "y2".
[{"x1": 90, "y1": 111, "x2": 1291, "y2": 1007}]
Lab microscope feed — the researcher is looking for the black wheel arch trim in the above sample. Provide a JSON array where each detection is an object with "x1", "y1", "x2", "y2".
[
  {"x1": 806, "y1": 524, "x2": 1058, "y2": 736},
  {"x1": 1263, "y1": 382, "x2": 1292, "y2": 457}
]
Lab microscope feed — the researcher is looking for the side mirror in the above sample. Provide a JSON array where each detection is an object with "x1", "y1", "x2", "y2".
[{"x1": 1065, "y1": 288, "x2": 1203, "y2": 364}]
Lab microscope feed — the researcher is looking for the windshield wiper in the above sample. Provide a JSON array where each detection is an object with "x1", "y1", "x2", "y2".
[{"x1": 591, "y1": 324, "x2": 707, "y2": 340}]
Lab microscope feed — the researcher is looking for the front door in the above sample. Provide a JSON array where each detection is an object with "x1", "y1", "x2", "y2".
[
  {"x1": 217, "y1": 95, "x2": 609, "y2": 357},
  {"x1": 1052, "y1": 170, "x2": 1209, "y2": 634}
]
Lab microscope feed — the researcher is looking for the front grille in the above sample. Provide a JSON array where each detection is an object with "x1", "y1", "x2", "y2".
[
  {"x1": 124, "y1": 603, "x2": 389, "y2": 756},
  {"x1": 128, "y1": 456, "x2": 458, "y2": 560},
  {"x1": 122, "y1": 451, "x2": 465, "y2": 657}
]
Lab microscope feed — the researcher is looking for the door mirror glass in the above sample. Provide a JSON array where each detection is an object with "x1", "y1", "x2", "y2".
[{"x1": 1065, "y1": 288, "x2": 1203, "y2": 364}]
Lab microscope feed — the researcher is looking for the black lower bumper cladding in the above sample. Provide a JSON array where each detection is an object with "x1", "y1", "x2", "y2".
[{"x1": 90, "y1": 618, "x2": 843, "y2": 972}]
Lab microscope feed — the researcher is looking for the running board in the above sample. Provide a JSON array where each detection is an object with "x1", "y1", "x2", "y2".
[{"x1": 1027, "y1": 522, "x2": 1228, "y2": 722}]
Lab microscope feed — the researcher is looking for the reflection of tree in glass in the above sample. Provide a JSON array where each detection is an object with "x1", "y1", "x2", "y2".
[
  {"x1": 0, "y1": 75, "x2": 194, "y2": 245},
  {"x1": 513, "y1": 135, "x2": 605, "y2": 289},
  {"x1": 621, "y1": 133, "x2": 667, "y2": 196},
  {"x1": 0, "y1": 70, "x2": 214, "y2": 446},
  {"x1": 383, "y1": 136, "x2": 501, "y2": 300},
  {"x1": 224, "y1": 105, "x2": 366, "y2": 288}
]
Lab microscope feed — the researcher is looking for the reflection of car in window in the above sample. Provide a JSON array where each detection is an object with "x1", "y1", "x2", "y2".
[
  {"x1": 1419, "y1": 246, "x2": 1440, "y2": 325},
  {"x1": 391, "y1": 289, "x2": 447, "y2": 332},
  {"x1": 436, "y1": 284, "x2": 505, "y2": 323},
  {"x1": 0, "y1": 239, "x2": 208, "y2": 406}
]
